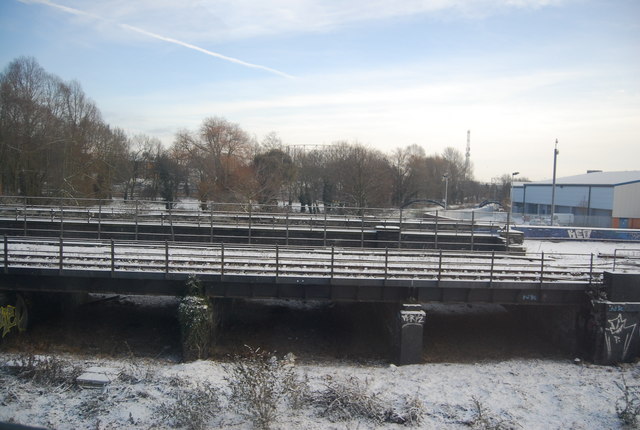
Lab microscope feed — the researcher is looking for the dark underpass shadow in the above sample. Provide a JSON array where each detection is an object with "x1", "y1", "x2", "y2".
[
  {"x1": 1, "y1": 294, "x2": 182, "y2": 360},
  {"x1": 2, "y1": 295, "x2": 570, "y2": 364},
  {"x1": 212, "y1": 300, "x2": 569, "y2": 363}
]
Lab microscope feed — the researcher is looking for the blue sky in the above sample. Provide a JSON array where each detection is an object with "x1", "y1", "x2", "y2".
[{"x1": 1, "y1": 0, "x2": 638, "y2": 181}]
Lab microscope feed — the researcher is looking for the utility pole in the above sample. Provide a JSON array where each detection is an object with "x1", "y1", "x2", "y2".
[{"x1": 550, "y1": 139, "x2": 559, "y2": 226}]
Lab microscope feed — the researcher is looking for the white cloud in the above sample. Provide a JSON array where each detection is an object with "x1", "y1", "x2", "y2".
[
  {"x1": 30, "y1": 0, "x2": 567, "y2": 42},
  {"x1": 19, "y1": 0, "x2": 294, "y2": 78}
]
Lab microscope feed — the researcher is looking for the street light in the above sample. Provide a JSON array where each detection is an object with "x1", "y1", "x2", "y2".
[
  {"x1": 510, "y1": 171, "x2": 519, "y2": 214},
  {"x1": 442, "y1": 173, "x2": 449, "y2": 210},
  {"x1": 550, "y1": 140, "x2": 559, "y2": 226}
]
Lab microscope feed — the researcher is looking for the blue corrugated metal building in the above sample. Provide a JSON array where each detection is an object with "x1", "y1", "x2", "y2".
[{"x1": 511, "y1": 171, "x2": 640, "y2": 228}]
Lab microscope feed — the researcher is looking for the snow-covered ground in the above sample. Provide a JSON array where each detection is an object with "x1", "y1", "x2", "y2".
[
  {"x1": 1, "y1": 239, "x2": 640, "y2": 429},
  {"x1": 1, "y1": 354, "x2": 637, "y2": 429},
  {"x1": 524, "y1": 239, "x2": 640, "y2": 256}
]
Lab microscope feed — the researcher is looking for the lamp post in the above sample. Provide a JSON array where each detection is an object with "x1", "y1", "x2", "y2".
[
  {"x1": 442, "y1": 173, "x2": 449, "y2": 210},
  {"x1": 550, "y1": 140, "x2": 559, "y2": 226},
  {"x1": 510, "y1": 171, "x2": 519, "y2": 214}
]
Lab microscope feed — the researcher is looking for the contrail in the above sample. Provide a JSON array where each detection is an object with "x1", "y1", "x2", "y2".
[{"x1": 19, "y1": 0, "x2": 294, "y2": 79}]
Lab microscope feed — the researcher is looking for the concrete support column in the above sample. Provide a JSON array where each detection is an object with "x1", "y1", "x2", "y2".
[
  {"x1": 590, "y1": 272, "x2": 640, "y2": 364},
  {"x1": 591, "y1": 300, "x2": 640, "y2": 364},
  {"x1": 395, "y1": 304, "x2": 425, "y2": 365}
]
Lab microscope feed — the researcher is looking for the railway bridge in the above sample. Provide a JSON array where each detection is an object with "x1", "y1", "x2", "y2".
[
  {"x1": 0, "y1": 199, "x2": 639, "y2": 365},
  {"x1": 1, "y1": 235, "x2": 639, "y2": 365}
]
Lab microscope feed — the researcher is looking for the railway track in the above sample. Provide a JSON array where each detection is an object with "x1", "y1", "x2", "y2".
[{"x1": 2, "y1": 236, "x2": 635, "y2": 284}]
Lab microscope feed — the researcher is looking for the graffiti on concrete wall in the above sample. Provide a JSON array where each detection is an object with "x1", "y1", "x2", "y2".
[
  {"x1": 567, "y1": 229, "x2": 592, "y2": 239},
  {"x1": 400, "y1": 310, "x2": 425, "y2": 326},
  {"x1": 605, "y1": 312, "x2": 637, "y2": 361},
  {"x1": 0, "y1": 305, "x2": 17, "y2": 337}
]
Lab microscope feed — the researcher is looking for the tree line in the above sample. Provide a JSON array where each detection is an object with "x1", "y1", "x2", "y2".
[{"x1": 0, "y1": 57, "x2": 519, "y2": 209}]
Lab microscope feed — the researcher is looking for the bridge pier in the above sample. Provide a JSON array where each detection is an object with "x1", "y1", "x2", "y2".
[
  {"x1": 589, "y1": 272, "x2": 640, "y2": 364},
  {"x1": 394, "y1": 304, "x2": 426, "y2": 365}
]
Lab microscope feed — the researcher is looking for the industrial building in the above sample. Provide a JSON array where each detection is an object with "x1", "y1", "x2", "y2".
[{"x1": 511, "y1": 171, "x2": 640, "y2": 228}]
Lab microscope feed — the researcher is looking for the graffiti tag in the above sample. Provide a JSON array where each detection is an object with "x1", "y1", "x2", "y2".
[
  {"x1": 567, "y1": 229, "x2": 592, "y2": 239},
  {"x1": 605, "y1": 313, "x2": 637, "y2": 361},
  {"x1": 401, "y1": 311, "x2": 425, "y2": 325},
  {"x1": 0, "y1": 305, "x2": 17, "y2": 338}
]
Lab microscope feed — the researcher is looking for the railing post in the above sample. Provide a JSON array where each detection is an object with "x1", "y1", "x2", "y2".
[
  {"x1": 23, "y1": 200, "x2": 27, "y2": 236},
  {"x1": 59, "y1": 237, "x2": 63, "y2": 274},
  {"x1": 470, "y1": 211, "x2": 475, "y2": 251},
  {"x1": 98, "y1": 199, "x2": 102, "y2": 240},
  {"x1": 434, "y1": 211, "x2": 439, "y2": 249},
  {"x1": 506, "y1": 211, "x2": 511, "y2": 253},
  {"x1": 60, "y1": 204, "x2": 64, "y2": 238},
  {"x1": 589, "y1": 253, "x2": 594, "y2": 286},
  {"x1": 169, "y1": 203, "x2": 175, "y2": 241},
  {"x1": 220, "y1": 242, "x2": 225, "y2": 277},
  {"x1": 489, "y1": 251, "x2": 495, "y2": 287},
  {"x1": 3, "y1": 235, "x2": 8, "y2": 274},
  {"x1": 437, "y1": 249, "x2": 443, "y2": 285},
  {"x1": 360, "y1": 209, "x2": 365, "y2": 248},
  {"x1": 165, "y1": 241, "x2": 169, "y2": 274},
  {"x1": 209, "y1": 204, "x2": 214, "y2": 242},
  {"x1": 398, "y1": 208, "x2": 403, "y2": 249},
  {"x1": 330, "y1": 246, "x2": 335, "y2": 279},
  {"x1": 135, "y1": 200, "x2": 139, "y2": 241},
  {"x1": 110, "y1": 239, "x2": 115, "y2": 274},
  {"x1": 285, "y1": 211, "x2": 290, "y2": 246},
  {"x1": 613, "y1": 249, "x2": 618, "y2": 272},
  {"x1": 384, "y1": 247, "x2": 389, "y2": 280},
  {"x1": 275, "y1": 244, "x2": 279, "y2": 279},
  {"x1": 248, "y1": 202, "x2": 252, "y2": 244},
  {"x1": 323, "y1": 210, "x2": 328, "y2": 247},
  {"x1": 539, "y1": 252, "x2": 545, "y2": 286}
]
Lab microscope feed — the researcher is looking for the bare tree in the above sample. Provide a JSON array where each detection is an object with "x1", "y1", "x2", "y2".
[
  {"x1": 0, "y1": 56, "x2": 129, "y2": 199},
  {"x1": 172, "y1": 117, "x2": 253, "y2": 205}
]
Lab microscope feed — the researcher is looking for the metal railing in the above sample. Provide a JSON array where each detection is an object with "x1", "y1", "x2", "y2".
[
  {"x1": 3, "y1": 235, "x2": 632, "y2": 285},
  {"x1": 0, "y1": 197, "x2": 512, "y2": 251}
]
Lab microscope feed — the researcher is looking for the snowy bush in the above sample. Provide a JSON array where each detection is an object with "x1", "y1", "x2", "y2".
[
  {"x1": 225, "y1": 346, "x2": 308, "y2": 430},
  {"x1": 157, "y1": 379, "x2": 221, "y2": 430},
  {"x1": 178, "y1": 276, "x2": 214, "y2": 361},
  {"x1": 616, "y1": 376, "x2": 640, "y2": 427},
  {"x1": 7, "y1": 353, "x2": 80, "y2": 386},
  {"x1": 312, "y1": 374, "x2": 426, "y2": 426},
  {"x1": 467, "y1": 396, "x2": 520, "y2": 430},
  {"x1": 313, "y1": 374, "x2": 385, "y2": 423}
]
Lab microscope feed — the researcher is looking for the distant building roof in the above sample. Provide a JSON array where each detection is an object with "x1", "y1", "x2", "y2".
[{"x1": 527, "y1": 171, "x2": 640, "y2": 187}]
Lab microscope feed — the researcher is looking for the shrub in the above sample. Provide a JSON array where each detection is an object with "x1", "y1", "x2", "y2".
[
  {"x1": 7, "y1": 353, "x2": 80, "y2": 386},
  {"x1": 178, "y1": 276, "x2": 215, "y2": 361},
  {"x1": 313, "y1": 375, "x2": 387, "y2": 423},
  {"x1": 225, "y1": 346, "x2": 308, "y2": 430},
  {"x1": 616, "y1": 376, "x2": 640, "y2": 427},
  {"x1": 157, "y1": 380, "x2": 221, "y2": 430},
  {"x1": 467, "y1": 396, "x2": 520, "y2": 430},
  {"x1": 312, "y1": 374, "x2": 426, "y2": 426}
]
